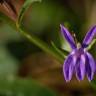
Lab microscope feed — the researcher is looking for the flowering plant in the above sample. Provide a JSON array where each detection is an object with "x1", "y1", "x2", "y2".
[
  {"x1": 60, "y1": 24, "x2": 96, "y2": 82},
  {"x1": 0, "y1": 0, "x2": 96, "y2": 95}
]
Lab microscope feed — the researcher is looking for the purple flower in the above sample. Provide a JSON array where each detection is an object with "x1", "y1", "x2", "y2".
[{"x1": 60, "y1": 24, "x2": 96, "y2": 82}]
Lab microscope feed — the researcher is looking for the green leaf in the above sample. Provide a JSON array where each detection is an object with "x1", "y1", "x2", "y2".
[
  {"x1": 18, "y1": 0, "x2": 41, "y2": 25},
  {"x1": 0, "y1": 77, "x2": 57, "y2": 96}
]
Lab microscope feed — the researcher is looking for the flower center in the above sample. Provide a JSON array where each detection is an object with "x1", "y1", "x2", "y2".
[
  {"x1": 73, "y1": 43, "x2": 85, "y2": 58},
  {"x1": 77, "y1": 43, "x2": 82, "y2": 49}
]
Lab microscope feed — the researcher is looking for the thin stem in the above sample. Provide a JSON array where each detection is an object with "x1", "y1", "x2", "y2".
[
  {"x1": 0, "y1": 13, "x2": 66, "y2": 63},
  {"x1": 0, "y1": 13, "x2": 65, "y2": 63},
  {"x1": 51, "y1": 42, "x2": 68, "y2": 58},
  {"x1": 16, "y1": 23, "x2": 65, "y2": 63},
  {"x1": 15, "y1": 0, "x2": 66, "y2": 63}
]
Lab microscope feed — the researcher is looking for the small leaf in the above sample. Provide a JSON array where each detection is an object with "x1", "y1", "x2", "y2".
[{"x1": 18, "y1": 0, "x2": 41, "y2": 25}]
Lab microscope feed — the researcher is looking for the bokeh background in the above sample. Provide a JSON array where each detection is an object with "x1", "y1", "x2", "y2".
[{"x1": 0, "y1": 0, "x2": 96, "y2": 96}]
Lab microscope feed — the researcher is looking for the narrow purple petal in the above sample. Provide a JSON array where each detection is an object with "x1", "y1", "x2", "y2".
[
  {"x1": 60, "y1": 24, "x2": 77, "y2": 49},
  {"x1": 86, "y1": 52, "x2": 95, "y2": 81},
  {"x1": 75, "y1": 55, "x2": 85, "y2": 81},
  {"x1": 63, "y1": 53, "x2": 76, "y2": 82},
  {"x1": 83, "y1": 25, "x2": 96, "y2": 47}
]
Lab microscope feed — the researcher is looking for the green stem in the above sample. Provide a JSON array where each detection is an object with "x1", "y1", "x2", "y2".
[
  {"x1": 0, "y1": 13, "x2": 65, "y2": 63},
  {"x1": 15, "y1": 0, "x2": 67, "y2": 64},
  {"x1": 51, "y1": 42, "x2": 68, "y2": 58},
  {"x1": 16, "y1": 23, "x2": 65, "y2": 63}
]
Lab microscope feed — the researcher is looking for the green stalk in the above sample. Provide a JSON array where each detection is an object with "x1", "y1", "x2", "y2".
[
  {"x1": 0, "y1": 12, "x2": 65, "y2": 63},
  {"x1": 15, "y1": 0, "x2": 67, "y2": 63},
  {"x1": 16, "y1": 23, "x2": 65, "y2": 63},
  {"x1": 0, "y1": 11, "x2": 66, "y2": 63}
]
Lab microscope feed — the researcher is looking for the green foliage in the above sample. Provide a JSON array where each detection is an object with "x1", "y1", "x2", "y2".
[
  {"x1": 16, "y1": 0, "x2": 66, "y2": 63},
  {"x1": 0, "y1": 77, "x2": 57, "y2": 96},
  {"x1": 0, "y1": 1, "x2": 62, "y2": 95}
]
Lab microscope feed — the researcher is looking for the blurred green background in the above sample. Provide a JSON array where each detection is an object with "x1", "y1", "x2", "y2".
[{"x1": 0, "y1": 0, "x2": 96, "y2": 96}]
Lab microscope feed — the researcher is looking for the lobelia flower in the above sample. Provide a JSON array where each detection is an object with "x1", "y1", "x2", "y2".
[{"x1": 60, "y1": 24, "x2": 96, "y2": 82}]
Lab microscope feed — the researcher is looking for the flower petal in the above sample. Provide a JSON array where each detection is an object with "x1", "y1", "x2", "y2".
[
  {"x1": 63, "y1": 53, "x2": 76, "y2": 82},
  {"x1": 85, "y1": 52, "x2": 95, "y2": 81},
  {"x1": 60, "y1": 24, "x2": 77, "y2": 49},
  {"x1": 75, "y1": 55, "x2": 85, "y2": 81},
  {"x1": 83, "y1": 25, "x2": 96, "y2": 47}
]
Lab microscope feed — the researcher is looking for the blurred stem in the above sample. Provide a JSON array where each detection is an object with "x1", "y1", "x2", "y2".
[
  {"x1": 15, "y1": 0, "x2": 67, "y2": 63},
  {"x1": 0, "y1": 12, "x2": 65, "y2": 63},
  {"x1": 0, "y1": 12, "x2": 66, "y2": 63},
  {"x1": 16, "y1": 23, "x2": 65, "y2": 63}
]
